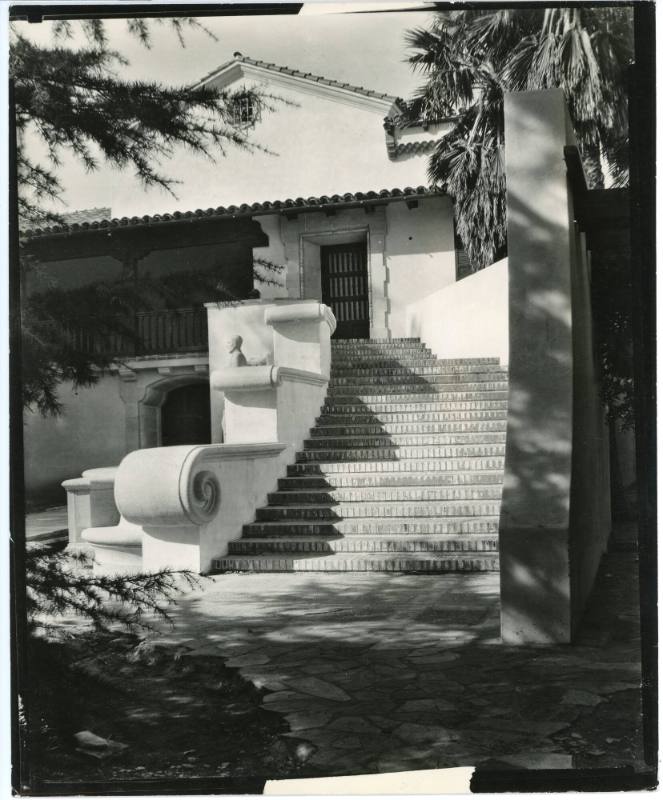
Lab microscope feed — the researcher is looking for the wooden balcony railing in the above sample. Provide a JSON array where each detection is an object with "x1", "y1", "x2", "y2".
[{"x1": 69, "y1": 307, "x2": 209, "y2": 358}]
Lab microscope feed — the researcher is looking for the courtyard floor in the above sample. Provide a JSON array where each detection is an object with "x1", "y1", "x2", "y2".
[
  {"x1": 146, "y1": 549, "x2": 646, "y2": 778},
  {"x1": 25, "y1": 505, "x2": 68, "y2": 542}
]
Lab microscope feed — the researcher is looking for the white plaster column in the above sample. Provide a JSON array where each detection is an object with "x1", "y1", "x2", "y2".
[
  {"x1": 62, "y1": 467, "x2": 119, "y2": 549},
  {"x1": 499, "y1": 89, "x2": 611, "y2": 644}
]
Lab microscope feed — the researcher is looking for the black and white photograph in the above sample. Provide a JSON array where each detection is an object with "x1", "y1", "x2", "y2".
[{"x1": 8, "y1": 1, "x2": 656, "y2": 794}]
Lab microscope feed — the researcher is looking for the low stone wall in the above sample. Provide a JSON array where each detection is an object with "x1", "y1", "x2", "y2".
[{"x1": 404, "y1": 258, "x2": 509, "y2": 365}]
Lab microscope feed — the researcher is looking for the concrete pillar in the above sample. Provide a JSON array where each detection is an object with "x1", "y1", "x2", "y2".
[
  {"x1": 62, "y1": 467, "x2": 119, "y2": 549},
  {"x1": 500, "y1": 90, "x2": 576, "y2": 644}
]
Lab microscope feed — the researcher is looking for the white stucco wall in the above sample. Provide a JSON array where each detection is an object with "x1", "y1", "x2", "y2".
[
  {"x1": 252, "y1": 197, "x2": 456, "y2": 339},
  {"x1": 405, "y1": 258, "x2": 509, "y2": 364},
  {"x1": 385, "y1": 196, "x2": 457, "y2": 338},
  {"x1": 24, "y1": 376, "x2": 127, "y2": 504},
  {"x1": 176, "y1": 79, "x2": 432, "y2": 208}
]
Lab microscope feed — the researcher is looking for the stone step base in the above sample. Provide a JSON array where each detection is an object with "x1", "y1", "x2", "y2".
[
  {"x1": 296, "y1": 444, "x2": 505, "y2": 461},
  {"x1": 243, "y1": 516, "x2": 500, "y2": 536},
  {"x1": 311, "y1": 421, "x2": 507, "y2": 436},
  {"x1": 288, "y1": 457, "x2": 506, "y2": 474},
  {"x1": 214, "y1": 552, "x2": 500, "y2": 573},
  {"x1": 278, "y1": 470, "x2": 504, "y2": 489},
  {"x1": 304, "y1": 433, "x2": 506, "y2": 448},
  {"x1": 268, "y1": 485, "x2": 503, "y2": 504},
  {"x1": 228, "y1": 534, "x2": 499, "y2": 555},
  {"x1": 328, "y1": 382, "x2": 509, "y2": 396}
]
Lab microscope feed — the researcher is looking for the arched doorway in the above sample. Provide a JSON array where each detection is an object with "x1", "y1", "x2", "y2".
[{"x1": 161, "y1": 383, "x2": 211, "y2": 446}]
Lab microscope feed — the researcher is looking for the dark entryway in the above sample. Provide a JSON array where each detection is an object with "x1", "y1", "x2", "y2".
[
  {"x1": 161, "y1": 383, "x2": 211, "y2": 446},
  {"x1": 321, "y1": 243, "x2": 370, "y2": 339}
]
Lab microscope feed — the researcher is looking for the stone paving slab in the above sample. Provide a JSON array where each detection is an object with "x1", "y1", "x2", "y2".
[
  {"x1": 149, "y1": 554, "x2": 645, "y2": 777},
  {"x1": 25, "y1": 506, "x2": 68, "y2": 540}
]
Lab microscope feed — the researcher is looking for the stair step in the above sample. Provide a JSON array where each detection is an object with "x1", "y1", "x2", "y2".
[
  {"x1": 304, "y1": 433, "x2": 506, "y2": 448},
  {"x1": 333, "y1": 353, "x2": 500, "y2": 363},
  {"x1": 213, "y1": 336, "x2": 508, "y2": 574},
  {"x1": 320, "y1": 401, "x2": 508, "y2": 415},
  {"x1": 278, "y1": 471, "x2": 504, "y2": 490},
  {"x1": 329, "y1": 373, "x2": 506, "y2": 388},
  {"x1": 288, "y1": 457, "x2": 505, "y2": 474},
  {"x1": 332, "y1": 343, "x2": 430, "y2": 350},
  {"x1": 325, "y1": 394, "x2": 509, "y2": 409},
  {"x1": 229, "y1": 534, "x2": 499, "y2": 555},
  {"x1": 331, "y1": 359, "x2": 444, "y2": 369},
  {"x1": 243, "y1": 517, "x2": 500, "y2": 536},
  {"x1": 331, "y1": 364, "x2": 505, "y2": 376},
  {"x1": 214, "y1": 552, "x2": 500, "y2": 573},
  {"x1": 332, "y1": 337, "x2": 422, "y2": 344},
  {"x1": 328, "y1": 382, "x2": 508, "y2": 396},
  {"x1": 296, "y1": 444, "x2": 505, "y2": 462},
  {"x1": 317, "y1": 411, "x2": 507, "y2": 425},
  {"x1": 268, "y1": 485, "x2": 503, "y2": 504},
  {"x1": 257, "y1": 500, "x2": 501, "y2": 520},
  {"x1": 311, "y1": 421, "x2": 507, "y2": 436}
]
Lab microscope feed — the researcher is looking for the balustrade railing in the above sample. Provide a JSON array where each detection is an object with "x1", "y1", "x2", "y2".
[{"x1": 67, "y1": 307, "x2": 209, "y2": 358}]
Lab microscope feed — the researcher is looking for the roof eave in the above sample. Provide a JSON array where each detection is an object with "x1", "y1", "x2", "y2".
[
  {"x1": 21, "y1": 188, "x2": 447, "y2": 242},
  {"x1": 199, "y1": 57, "x2": 398, "y2": 114}
]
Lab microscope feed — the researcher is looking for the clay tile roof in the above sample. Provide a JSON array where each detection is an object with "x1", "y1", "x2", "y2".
[
  {"x1": 395, "y1": 140, "x2": 439, "y2": 157},
  {"x1": 22, "y1": 187, "x2": 443, "y2": 239},
  {"x1": 202, "y1": 52, "x2": 399, "y2": 106},
  {"x1": 61, "y1": 207, "x2": 112, "y2": 225}
]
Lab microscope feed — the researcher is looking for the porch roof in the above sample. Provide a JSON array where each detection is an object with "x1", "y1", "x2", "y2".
[{"x1": 22, "y1": 186, "x2": 446, "y2": 241}]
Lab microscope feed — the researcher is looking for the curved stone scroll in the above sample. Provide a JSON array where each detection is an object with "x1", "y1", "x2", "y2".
[{"x1": 115, "y1": 445, "x2": 222, "y2": 528}]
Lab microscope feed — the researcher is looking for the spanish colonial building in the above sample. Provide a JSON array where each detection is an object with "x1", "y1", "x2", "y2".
[{"x1": 23, "y1": 53, "x2": 466, "y2": 500}]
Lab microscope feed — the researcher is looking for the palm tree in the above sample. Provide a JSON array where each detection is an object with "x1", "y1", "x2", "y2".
[{"x1": 406, "y1": 7, "x2": 633, "y2": 270}]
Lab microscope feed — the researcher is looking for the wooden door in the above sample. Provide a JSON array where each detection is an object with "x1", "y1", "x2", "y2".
[{"x1": 320, "y1": 243, "x2": 370, "y2": 339}]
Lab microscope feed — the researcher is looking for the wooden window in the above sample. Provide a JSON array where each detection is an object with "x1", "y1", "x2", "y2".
[{"x1": 230, "y1": 93, "x2": 259, "y2": 127}]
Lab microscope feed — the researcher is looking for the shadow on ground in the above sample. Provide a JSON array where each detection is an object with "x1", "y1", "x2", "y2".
[{"x1": 147, "y1": 548, "x2": 645, "y2": 779}]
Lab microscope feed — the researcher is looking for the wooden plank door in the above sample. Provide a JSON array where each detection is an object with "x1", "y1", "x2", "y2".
[{"x1": 320, "y1": 243, "x2": 370, "y2": 339}]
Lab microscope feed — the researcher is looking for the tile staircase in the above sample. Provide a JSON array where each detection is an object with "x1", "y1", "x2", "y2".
[{"x1": 214, "y1": 338, "x2": 508, "y2": 573}]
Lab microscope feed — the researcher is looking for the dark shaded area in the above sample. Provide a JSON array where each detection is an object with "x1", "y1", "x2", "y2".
[
  {"x1": 161, "y1": 383, "x2": 211, "y2": 447},
  {"x1": 321, "y1": 243, "x2": 370, "y2": 340},
  {"x1": 10, "y1": 4, "x2": 302, "y2": 24},
  {"x1": 176, "y1": 548, "x2": 643, "y2": 779},
  {"x1": 629, "y1": 0, "x2": 657, "y2": 771},
  {"x1": 471, "y1": 766, "x2": 656, "y2": 793},
  {"x1": 20, "y1": 631, "x2": 307, "y2": 794}
]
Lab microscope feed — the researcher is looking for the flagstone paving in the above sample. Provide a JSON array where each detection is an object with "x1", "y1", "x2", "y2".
[
  {"x1": 150, "y1": 551, "x2": 646, "y2": 777},
  {"x1": 25, "y1": 506, "x2": 68, "y2": 541}
]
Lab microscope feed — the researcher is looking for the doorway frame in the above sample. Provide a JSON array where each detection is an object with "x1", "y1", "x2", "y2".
[
  {"x1": 139, "y1": 374, "x2": 211, "y2": 448},
  {"x1": 280, "y1": 207, "x2": 390, "y2": 338}
]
